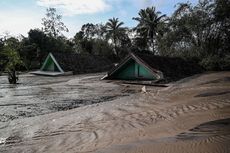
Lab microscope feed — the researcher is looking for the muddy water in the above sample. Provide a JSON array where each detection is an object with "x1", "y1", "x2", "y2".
[{"x1": 0, "y1": 72, "x2": 230, "y2": 153}]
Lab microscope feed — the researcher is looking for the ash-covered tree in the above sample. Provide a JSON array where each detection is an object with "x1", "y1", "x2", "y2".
[
  {"x1": 42, "y1": 8, "x2": 69, "y2": 38},
  {"x1": 156, "y1": 0, "x2": 230, "y2": 70},
  {"x1": 73, "y1": 23, "x2": 98, "y2": 54},
  {"x1": 105, "y1": 18, "x2": 129, "y2": 59},
  {"x1": 73, "y1": 23, "x2": 113, "y2": 57},
  {"x1": 19, "y1": 36, "x2": 38, "y2": 70},
  {"x1": 26, "y1": 28, "x2": 74, "y2": 67},
  {"x1": 2, "y1": 41, "x2": 23, "y2": 84},
  {"x1": 26, "y1": 29, "x2": 49, "y2": 66},
  {"x1": 133, "y1": 7, "x2": 166, "y2": 54}
]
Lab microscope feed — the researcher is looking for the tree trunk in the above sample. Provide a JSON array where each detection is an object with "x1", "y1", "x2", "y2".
[
  {"x1": 8, "y1": 70, "x2": 18, "y2": 84},
  {"x1": 113, "y1": 37, "x2": 119, "y2": 59},
  {"x1": 151, "y1": 38, "x2": 155, "y2": 54}
]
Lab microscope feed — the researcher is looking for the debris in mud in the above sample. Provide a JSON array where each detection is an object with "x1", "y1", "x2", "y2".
[
  {"x1": 17, "y1": 111, "x2": 34, "y2": 117},
  {"x1": 4, "y1": 135, "x2": 22, "y2": 145},
  {"x1": 0, "y1": 95, "x2": 126, "y2": 122},
  {"x1": 49, "y1": 95, "x2": 125, "y2": 111},
  {"x1": 0, "y1": 138, "x2": 6, "y2": 145},
  {"x1": 141, "y1": 86, "x2": 147, "y2": 93},
  {"x1": 121, "y1": 89, "x2": 138, "y2": 94},
  {"x1": 122, "y1": 81, "x2": 168, "y2": 87},
  {"x1": 0, "y1": 114, "x2": 18, "y2": 122},
  {"x1": 0, "y1": 135, "x2": 23, "y2": 146},
  {"x1": 0, "y1": 103, "x2": 38, "y2": 107}
]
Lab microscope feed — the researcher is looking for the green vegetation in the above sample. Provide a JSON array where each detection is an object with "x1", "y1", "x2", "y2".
[
  {"x1": 133, "y1": 7, "x2": 166, "y2": 53},
  {"x1": 1, "y1": 44, "x2": 23, "y2": 84},
  {"x1": 105, "y1": 17, "x2": 127, "y2": 59},
  {"x1": 42, "y1": 8, "x2": 69, "y2": 38},
  {"x1": 0, "y1": 0, "x2": 229, "y2": 83}
]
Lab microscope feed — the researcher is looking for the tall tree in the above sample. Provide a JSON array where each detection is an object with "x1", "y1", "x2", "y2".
[
  {"x1": 73, "y1": 23, "x2": 113, "y2": 57},
  {"x1": 73, "y1": 24, "x2": 94, "y2": 54},
  {"x1": 42, "y1": 8, "x2": 69, "y2": 37},
  {"x1": 157, "y1": 0, "x2": 230, "y2": 70},
  {"x1": 74, "y1": 23, "x2": 108, "y2": 55},
  {"x1": 213, "y1": 0, "x2": 230, "y2": 56},
  {"x1": 27, "y1": 29, "x2": 49, "y2": 65},
  {"x1": 26, "y1": 28, "x2": 74, "y2": 67},
  {"x1": 133, "y1": 7, "x2": 166, "y2": 53},
  {"x1": 19, "y1": 37, "x2": 37, "y2": 70},
  {"x1": 105, "y1": 17, "x2": 125, "y2": 58}
]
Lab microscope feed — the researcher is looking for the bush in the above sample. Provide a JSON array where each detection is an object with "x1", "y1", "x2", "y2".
[
  {"x1": 220, "y1": 55, "x2": 230, "y2": 70},
  {"x1": 200, "y1": 55, "x2": 230, "y2": 71}
]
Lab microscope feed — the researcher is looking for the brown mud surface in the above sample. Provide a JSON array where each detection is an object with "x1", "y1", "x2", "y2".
[{"x1": 0, "y1": 72, "x2": 230, "y2": 153}]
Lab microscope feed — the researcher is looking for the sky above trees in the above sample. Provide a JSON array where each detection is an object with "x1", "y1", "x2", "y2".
[{"x1": 0, "y1": 0, "x2": 198, "y2": 37}]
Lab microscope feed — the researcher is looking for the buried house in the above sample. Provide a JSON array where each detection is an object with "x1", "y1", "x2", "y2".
[
  {"x1": 31, "y1": 52, "x2": 113, "y2": 76},
  {"x1": 103, "y1": 52, "x2": 203, "y2": 81}
]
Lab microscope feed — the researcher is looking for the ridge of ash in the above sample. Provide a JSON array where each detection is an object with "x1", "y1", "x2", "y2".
[{"x1": 176, "y1": 118, "x2": 230, "y2": 140}]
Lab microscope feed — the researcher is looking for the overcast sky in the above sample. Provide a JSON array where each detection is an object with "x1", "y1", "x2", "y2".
[{"x1": 0, "y1": 0, "x2": 198, "y2": 38}]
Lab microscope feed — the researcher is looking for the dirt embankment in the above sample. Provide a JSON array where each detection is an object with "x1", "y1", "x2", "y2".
[{"x1": 0, "y1": 72, "x2": 230, "y2": 153}]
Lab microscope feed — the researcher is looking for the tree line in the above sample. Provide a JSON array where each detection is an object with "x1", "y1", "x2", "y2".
[{"x1": 0, "y1": 0, "x2": 229, "y2": 83}]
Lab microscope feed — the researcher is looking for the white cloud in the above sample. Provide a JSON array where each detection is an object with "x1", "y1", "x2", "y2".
[
  {"x1": 0, "y1": 8, "x2": 86, "y2": 38},
  {"x1": 0, "y1": 10, "x2": 43, "y2": 37},
  {"x1": 36, "y1": 0, "x2": 111, "y2": 16},
  {"x1": 132, "y1": 0, "x2": 168, "y2": 9}
]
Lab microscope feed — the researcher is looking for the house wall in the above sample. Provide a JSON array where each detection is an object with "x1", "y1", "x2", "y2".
[
  {"x1": 112, "y1": 59, "x2": 157, "y2": 80},
  {"x1": 135, "y1": 63, "x2": 156, "y2": 79},
  {"x1": 115, "y1": 60, "x2": 136, "y2": 79}
]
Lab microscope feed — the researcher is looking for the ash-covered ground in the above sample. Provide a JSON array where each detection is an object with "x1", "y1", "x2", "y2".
[
  {"x1": 0, "y1": 73, "x2": 139, "y2": 122},
  {"x1": 0, "y1": 72, "x2": 230, "y2": 153}
]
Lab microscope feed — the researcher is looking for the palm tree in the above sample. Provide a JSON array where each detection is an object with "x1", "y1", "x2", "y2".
[
  {"x1": 105, "y1": 17, "x2": 125, "y2": 58},
  {"x1": 133, "y1": 7, "x2": 166, "y2": 53}
]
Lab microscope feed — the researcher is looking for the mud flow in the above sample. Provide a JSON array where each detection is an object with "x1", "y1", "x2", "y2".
[
  {"x1": 0, "y1": 72, "x2": 230, "y2": 153},
  {"x1": 0, "y1": 73, "x2": 137, "y2": 122}
]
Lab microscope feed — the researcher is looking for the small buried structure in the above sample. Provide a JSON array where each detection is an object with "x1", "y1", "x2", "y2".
[
  {"x1": 102, "y1": 52, "x2": 203, "y2": 82},
  {"x1": 31, "y1": 52, "x2": 113, "y2": 76}
]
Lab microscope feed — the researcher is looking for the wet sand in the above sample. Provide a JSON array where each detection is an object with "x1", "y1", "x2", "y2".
[{"x1": 0, "y1": 72, "x2": 230, "y2": 153}]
